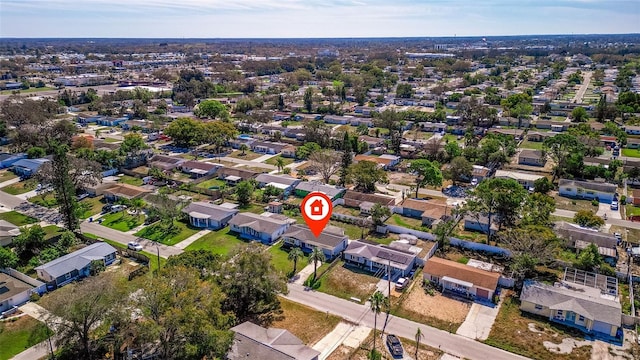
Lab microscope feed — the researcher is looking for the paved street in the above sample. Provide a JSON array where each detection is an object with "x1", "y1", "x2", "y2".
[
  {"x1": 284, "y1": 284, "x2": 530, "y2": 360},
  {"x1": 572, "y1": 71, "x2": 592, "y2": 104}
]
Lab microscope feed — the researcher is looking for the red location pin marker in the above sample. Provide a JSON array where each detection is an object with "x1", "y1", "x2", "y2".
[{"x1": 300, "y1": 192, "x2": 333, "y2": 238}]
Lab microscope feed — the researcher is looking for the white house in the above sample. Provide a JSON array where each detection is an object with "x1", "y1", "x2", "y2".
[
  {"x1": 494, "y1": 170, "x2": 545, "y2": 190},
  {"x1": 558, "y1": 179, "x2": 617, "y2": 204}
]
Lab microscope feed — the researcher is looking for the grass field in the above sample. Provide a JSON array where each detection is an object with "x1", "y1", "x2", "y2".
[
  {"x1": 101, "y1": 212, "x2": 145, "y2": 232},
  {"x1": 0, "y1": 86, "x2": 55, "y2": 95},
  {"x1": 196, "y1": 178, "x2": 226, "y2": 189},
  {"x1": 622, "y1": 149, "x2": 640, "y2": 158},
  {"x1": 43, "y1": 225, "x2": 64, "y2": 240},
  {"x1": 118, "y1": 175, "x2": 144, "y2": 186},
  {"x1": 0, "y1": 211, "x2": 37, "y2": 226},
  {"x1": 265, "y1": 155, "x2": 295, "y2": 167},
  {"x1": 553, "y1": 194, "x2": 600, "y2": 213},
  {"x1": 271, "y1": 297, "x2": 341, "y2": 346},
  {"x1": 135, "y1": 220, "x2": 199, "y2": 246},
  {"x1": 103, "y1": 137, "x2": 120, "y2": 143},
  {"x1": 1, "y1": 181, "x2": 36, "y2": 195},
  {"x1": 316, "y1": 261, "x2": 379, "y2": 303},
  {"x1": 28, "y1": 193, "x2": 58, "y2": 208},
  {"x1": 268, "y1": 242, "x2": 294, "y2": 275},
  {"x1": 0, "y1": 170, "x2": 17, "y2": 183},
  {"x1": 520, "y1": 140, "x2": 545, "y2": 150},
  {"x1": 185, "y1": 227, "x2": 246, "y2": 255},
  {"x1": 626, "y1": 204, "x2": 640, "y2": 217},
  {"x1": 0, "y1": 315, "x2": 51, "y2": 360},
  {"x1": 77, "y1": 196, "x2": 106, "y2": 219}
]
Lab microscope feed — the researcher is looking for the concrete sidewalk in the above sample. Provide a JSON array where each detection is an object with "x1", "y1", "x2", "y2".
[
  {"x1": 455, "y1": 299, "x2": 502, "y2": 341},
  {"x1": 312, "y1": 322, "x2": 371, "y2": 360},
  {"x1": 290, "y1": 261, "x2": 321, "y2": 285},
  {"x1": 174, "y1": 229, "x2": 211, "y2": 249}
]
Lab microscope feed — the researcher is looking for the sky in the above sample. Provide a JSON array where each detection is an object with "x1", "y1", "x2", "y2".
[{"x1": 1, "y1": 0, "x2": 639, "y2": 38}]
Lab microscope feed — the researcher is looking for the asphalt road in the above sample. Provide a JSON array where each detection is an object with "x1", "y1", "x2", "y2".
[{"x1": 284, "y1": 284, "x2": 530, "y2": 360}]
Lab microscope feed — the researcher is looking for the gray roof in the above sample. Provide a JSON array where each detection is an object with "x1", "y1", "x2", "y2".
[
  {"x1": 519, "y1": 149, "x2": 544, "y2": 159},
  {"x1": 255, "y1": 174, "x2": 299, "y2": 186},
  {"x1": 555, "y1": 221, "x2": 618, "y2": 249},
  {"x1": 294, "y1": 181, "x2": 345, "y2": 198},
  {"x1": 182, "y1": 201, "x2": 238, "y2": 221},
  {"x1": 283, "y1": 224, "x2": 346, "y2": 250},
  {"x1": 0, "y1": 220, "x2": 20, "y2": 238},
  {"x1": 229, "y1": 321, "x2": 319, "y2": 360},
  {"x1": 558, "y1": 179, "x2": 617, "y2": 194},
  {"x1": 228, "y1": 213, "x2": 291, "y2": 234},
  {"x1": 344, "y1": 240, "x2": 416, "y2": 271},
  {"x1": 35, "y1": 242, "x2": 117, "y2": 279},
  {"x1": 520, "y1": 280, "x2": 621, "y2": 327}
]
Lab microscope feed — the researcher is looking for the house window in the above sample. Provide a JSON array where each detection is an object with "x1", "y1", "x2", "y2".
[
  {"x1": 578, "y1": 315, "x2": 584, "y2": 322},
  {"x1": 65, "y1": 273, "x2": 72, "y2": 280},
  {"x1": 556, "y1": 310, "x2": 563, "y2": 316},
  {"x1": 535, "y1": 304, "x2": 543, "y2": 310}
]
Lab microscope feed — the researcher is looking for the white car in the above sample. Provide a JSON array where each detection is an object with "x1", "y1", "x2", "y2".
[
  {"x1": 610, "y1": 201, "x2": 619, "y2": 210},
  {"x1": 470, "y1": 178, "x2": 478, "y2": 186},
  {"x1": 127, "y1": 242, "x2": 143, "y2": 251},
  {"x1": 395, "y1": 277, "x2": 408, "y2": 291}
]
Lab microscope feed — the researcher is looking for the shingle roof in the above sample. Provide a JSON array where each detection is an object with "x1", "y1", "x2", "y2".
[
  {"x1": 228, "y1": 213, "x2": 291, "y2": 234},
  {"x1": 519, "y1": 149, "x2": 544, "y2": 159},
  {"x1": 229, "y1": 321, "x2": 319, "y2": 360},
  {"x1": 35, "y1": 242, "x2": 117, "y2": 279},
  {"x1": 558, "y1": 179, "x2": 617, "y2": 193},
  {"x1": 294, "y1": 181, "x2": 345, "y2": 198},
  {"x1": 520, "y1": 280, "x2": 621, "y2": 327},
  {"x1": 283, "y1": 224, "x2": 346, "y2": 249},
  {"x1": 182, "y1": 201, "x2": 238, "y2": 221},
  {"x1": 554, "y1": 221, "x2": 618, "y2": 249},
  {"x1": 255, "y1": 174, "x2": 299, "y2": 186},
  {"x1": 343, "y1": 191, "x2": 396, "y2": 206},
  {"x1": 0, "y1": 220, "x2": 20, "y2": 238},
  {"x1": 345, "y1": 240, "x2": 416, "y2": 271},
  {"x1": 181, "y1": 160, "x2": 218, "y2": 172},
  {"x1": 104, "y1": 183, "x2": 152, "y2": 199},
  {"x1": 423, "y1": 257, "x2": 500, "y2": 290}
]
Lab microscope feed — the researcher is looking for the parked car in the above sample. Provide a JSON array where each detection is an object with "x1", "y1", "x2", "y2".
[
  {"x1": 470, "y1": 178, "x2": 478, "y2": 186},
  {"x1": 76, "y1": 193, "x2": 89, "y2": 201},
  {"x1": 395, "y1": 278, "x2": 408, "y2": 291},
  {"x1": 110, "y1": 205, "x2": 128, "y2": 213},
  {"x1": 127, "y1": 242, "x2": 143, "y2": 251},
  {"x1": 386, "y1": 334, "x2": 403, "y2": 357},
  {"x1": 611, "y1": 201, "x2": 619, "y2": 210},
  {"x1": 101, "y1": 204, "x2": 113, "y2": 213}
]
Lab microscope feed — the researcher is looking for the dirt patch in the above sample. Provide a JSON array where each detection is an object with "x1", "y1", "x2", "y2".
[
  {"x1": 393, "y1": 282, "x2": 470, "y2": 333},
  {"x1": 271, "y1": 297, "x2": 341, "y2": 346},
  {"x1": 388, "y1": 172, "x2": 417, "y2": 187},
  {"x1": 317, "y1": 262, "x2": 380, "y2": 303}
]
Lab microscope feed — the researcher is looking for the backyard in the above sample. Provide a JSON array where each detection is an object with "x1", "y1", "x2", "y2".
[
  {"x1": 520, "y1": 140, "x2": 545, "y2": 150},
  {"x1": 195, "y1": 177, "x2": 226, "y2": 190},
  {"x1": 316, "y1": 261, "x2": 379, "y2": 303},
  {"x1": 0, "y1": 211, "x2": 37, "y2": 226},
  {"x1": 118, "y1": 175, "x2": 144, "y2": 186},
  {"x1": 0, "y1": 315, "x2": 51, "y2": 360},
  {"x1": 185, "y1": 227, "x2": 247, "y2": 255},
  {"x1": 135, "y1": 220, "x2": 199, "y2": 246},
  {"x1": 385, "y1": 213, "x2": 429, "y2": 232},
  {"x1": 485, "y1": 292, "x2": 592, "y2": 360},
  {"x1": 271, "y1": 297, "x2": 341, "y2": 346},
  {"x1": 100, "y1": 212, "x2": 145, "y2": 232}
]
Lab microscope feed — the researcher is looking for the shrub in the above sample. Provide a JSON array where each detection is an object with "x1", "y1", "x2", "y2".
[
  {"x1": 591, "y1": 199, "x2": 599, "y2": 206},
  {"x1": 621, "y1": 195, "x2": 627, "y2": 205},
  {"x1": 29, "y1": 292, "x2": 41, "y2": 302}
]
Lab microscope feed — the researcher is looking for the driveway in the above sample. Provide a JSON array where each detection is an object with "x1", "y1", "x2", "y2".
[
  {"x1": 455, "y1": 300, "x2": 502, "y2": 341},
  {"x1": 596, "y1": 203, "x2": 621, "y2": 220}
]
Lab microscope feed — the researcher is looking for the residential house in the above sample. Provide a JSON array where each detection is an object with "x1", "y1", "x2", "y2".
[
  {"x1": 11, "y1": 158, "x2": 50, "y2": 177},
  {"x1": 420, "y1": 202, "x2": 452, "y2": 228},
  {"x1": 344, "y1": 240, "x2": 417, "y2": 277},
  {"x1": 350, "y1": 117, "x2": 374, "y2": 127},
  {"x1": 228, "y1": 321, "x2": 320, "y2": 360},
  {"x1": 520, "y1": 280, "x2": 622, "y2": 340},
  {"x1": 494, "y1": 170, "x2": 545, "y2": 190},
  {"x1": 281, "y1": 145, "x2": 297, "y2": 158},
  {"x1": 103, "y1": 183, "x2": 152, "y2": 202},
  {"x1": 228, "y1": 213, "x2": 293, "y2": 244},
  {"x1": 0, "y1": 220, "x2": 21, "y2": 247},
  {"x1": 255, "y1": 174, "x2": 301, "y2": 196},
  {"x1": 472, "y1": 165, "x2": 491, "y2": 181},
  {"x1": 358, "y1": 135, "x2": 384, "y2": 149},
  {"x1": 323, "y1": 115, "x2": 351, "y2": 125},
  {"x1": 423, "y1": 257, "x2": 500, "y2": 301},
  {"x1": 464, "y1": 214, "x2": 498, "y2": 235},
  {"x1": 343, "y1": 191, "x2": 397, "y2": 214},
  {"x1": 558, "y1": 179, "x2": 617, "y2": 204},
  {"x1": 600, "y1": 136, "x2": 617, "y2": 148},
  {"x1": 0, "y1": 153, "x2": 27, "y2": 169},
  {"x1": 217, "y1": 167, "x2": 258, "y2": 185},
  {"x1": 282, "y1": 224, "x2": 348, "y2": 260},
  {"x1": 148, "y1": 154, "x2": 185, "y2": 171},
  {"x1": 182, "y1": 201, "x2": 239, "y2": 230},
  {"x1": 499, "y1": 117, "x2": 530, "y2": 128},
  {"x1": 626, "y1": 138, "x2": 640, "y2": 149},
  {"x1": 555, "y1": 222, "x2": 618, "y2": 264},
  {"x1": 632, "y1": 189, "x2": 640, "y2": 206},
  {"x1": 487, "y1": 128, "x2": 524, "y2": 139},
  {"x1": 535, "y1": 120, "x2": 569, "y2": 132},
  {"x1": 34, "y1": 242, "x2": 117, "y2": 288},
  {"x1": 624, "y1": 125, "x2": 640, "y2": 136},
  {"x1": 420, "y1": 122, "x2": 447, "y2": 133},
  {"x1": 251, "y1": 141, "x2": 288, "y2": 155},
  {"x1": 180, "y1": 160, "x2": 220, "y2": 178},
  {"x1": 518, "y1": 149, "x2": 546, "y2": 167},
  {"x1": 527, "y1": 131, "x2": 558, "y2": 142},
  {"x1": 294, "y1": 181, "x2": 345, "y2": 201},
  {"x1": 353, "y1": 154, "x2": 401, "y2": 170},
  {"x1": 0, "y1": 269, "x2": 46, "y2": 313},
  {"x1": 96, "y1": 116, "x2": 128, "y2": 127},
  {"x1": 273, "y1": 112, "x2": 292, "y2": 121}
]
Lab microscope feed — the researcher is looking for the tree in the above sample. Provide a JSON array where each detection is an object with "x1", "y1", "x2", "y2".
[
  {"x1": 543, "y1": 134, "x2": 584, "y2": 181},
  {"x1": 27, "y1": 146, "x2": 46, "y2": 159},
  {"x1": 275, "y1": 157, "x2": 285, "y2": 173},
  {"x1": 119, "y1": 133, "x2": 147, "y2": 155},
  {"x1": 149, "y1": 193, "x2": 184, "y2": 234},
  {"x1": 501, "y1": 93, "x2": 532, "y2": 128},
  {"x1": 409, "y1": 159, "x2": 443, "y2": 198},
  {"x1": 415, "y1": 328, "x2": 424, "y2": 360},
  {"x1": 396, "y1": 83, "x2": 413, "y2": 98},
  {"x1": 0, "y1": 246, "x2": 18, "y2": 269},
  {"x1": 136, "y1": 267, "x2": 234, "y2": 359},
  {"x1": 46, "y1": 273, "x2": 123, "y2": 359},
  {"x1": 13, "y1": 224, "x2": 46, "y2": 260},
  {"x1": 445, "y1": 156, "x2": 472, "y2": 185},
  {"x1": 287, "y1": 247, "x2": 304, "y2": 275},
  {"x1": 371, "y1": 204, "x2": 391, "y2": 226},
  {"x1": 194, "y1": 99, "x2": 229, "y2": 119},
  {"x1": 369, "y1": 291, "x2": 388, "y2": 359},
  {"x1": 218, "y1": 245, "x2": 288, "y2": 324},
  {"x1": 499, "y1": 226, "x2": 558, "y2": 281},
  {"x1": 349, "y1": 161, "x2": 388, "y2": 193},
  {"x1": 277, "y1": 94, "x2": 285, "y2": 111},
  {"x1": 239, "y1": 144, "x2": 249, "y2": 156},
  {"x1": 235, "y1": 180, "x2": 255, "y2": 207},
  {"x1": 444, "y1": 141, "x2": 462, "y2": 161},
  {"x1": 309, "y1": 246, "x2": 326, "y2": 282},
  {"x1": 571, "y1": 107, "x2": 589, "y2": 122},
  {"x1": 57, "y1": 230, "x2": 78, "y2": 250},
  {"x1": 304, "y1": 87, "x2": 314, "y2": 113},
  {"x1": 295, "y1": 142, "x2": 321, "y2": 160},
  {"x1": 521, "y1": 193, "x2": 556, "y2": 226},
  {"x1": 574, "y1": 210, "x2": 605, "y2": 228},
  {"x1": 533, "y1": 177, "x2": 554, "y2": 194},
  {"x1": 163, "y1": 117, "x2": 205, "y2": 148},
  {"x1": 575, "y1": 243, "x2": 602, "y2": 272},
  {"x1": 308, "y1": 150, "x2": 341, "y2": 183}
]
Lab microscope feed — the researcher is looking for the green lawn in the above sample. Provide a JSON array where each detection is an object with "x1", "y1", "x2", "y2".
[
  {"x1": 622, "y1": 148, "x2": 640, "y2": 158},
  {"x1": 520, "y1": 140, "x2": 544, "y2": 150},
  {"x1": 28, "y1": 193, "x2": 58, "y2": 208},
  {"x1": 43, "y1": 225, "x2": 64, "y2": 240},
  {"x1": 315, "y1": 261, "x2": 379, "y2": 303},
  {"x1": 227, "y1": 150, "x2": 262, "y2": 160},
  {"x1": 0, "y1": 170, "x2": 17, "y2": 183},
  {"x1": 329, "y1": 220, "x2": 364, "y2": 240},
  {"x1": 78, "y1": 196, "x2": 106, "y2": 219},
  {"x1": 0, "y1": 211, "x2": 37, "y2": 226},
  {"x1": 103, "y1": 137, "x2": 120, "y2": 143},
  {"x1": 0, "y1": 315, "x2": 51, "y2": 360},
  {"x1": 196, "y1": 178, "x2": 227, "y2": 189},
  {"x1": 268, "y1": 242, "x2": 294, "y2": 275},
  {"x1": 265, "y1": 155, "x2": 295, "y2": 167},
  {"x1": 100, "y1": 212, "x2": 145, "y2": 232},
  {"x1": 386, "y1": 214, "x2": 430, "y2": 232},
  {"x1": 626, "y1": 204, "x2": 640, "y2": 217},
  {"x1": 118, "y1": 175, "x2": 144, "y2": 186},
  {"x1": 135, "y1": 220, "x2": 199, "y2": 246},
  {"x1": 185, "y1": 227, "x2": 246, "y2": 255},
  {"x1": 1, "y1": 181, "x2": 36, "y2": 195}
]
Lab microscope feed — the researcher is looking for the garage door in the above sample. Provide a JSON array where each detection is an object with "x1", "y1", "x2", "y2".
[
  {"x1": 476, "y1": 288, "x2": 490, "y2": 299},
  {"x1": 592, "y1": 321, "x2": 611, "y2": 336}
]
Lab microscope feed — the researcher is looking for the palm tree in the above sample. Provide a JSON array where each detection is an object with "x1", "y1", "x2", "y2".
[
  {"x1": 239, "y1": 144, "x2": 249, "y2": 156},
  {"x1": 288, "y1": 247, "x2": 304, "y2": 275},
  {"x1": 414, "y1": 328, "x2": 423, "y2": 360},
  {"x1": 130, "y1": 198, "x2": 146, "y2": 218},
  {"x1": 309, "y1": 247, "x2": 326, "y2": 282},
  {"x1": 369, "y1": 291, "x2": 388, "y2": 357},
  {"x1": 275, "y1": 157, "x2": 285, "y2": 173}
]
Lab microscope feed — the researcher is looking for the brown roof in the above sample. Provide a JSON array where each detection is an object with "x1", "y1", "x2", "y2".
[
  {"x1": 354, "y1": 154, "x2": 393, "y2": 166},
  {"x1": 181, "y1": 160, "x2": 218, "y2": 171},
  {"x1": 420, "y1": 203, "x2": 450, "y2": 220},
  {"x1": 519, "y1": 149, "x2": 544, "y2": 159},
  {"x1": 423, "y1": 257, "x2": 500, "y2": 290},
  {"x1": 104, "y1": 183, "x2": 152, "y2": 199},
  {"x1": 217, "y1": 166, "x2": 258, "y2": 180}
]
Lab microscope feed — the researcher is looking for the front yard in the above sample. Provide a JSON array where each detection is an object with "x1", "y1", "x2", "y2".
[
  {"x1": 485, "y1": 292, "x2": 592, "y2": 360},
  {"x1": 77, "y1": 196, "x2": 106, "y2": 219},
  {"x1": 553, "y1": 193, "x2": 601, "y2": 213},
  {"x1": 0, "y1": 315, "x2": 51, "y2": 360},
  {"x1": 185, "y1": 227, "x2": 247, "y2": 255},
  {"x1": 135, "y1": 220, "x2": 200, "y2": 246},
  {"x1": 227, "y1": 150, "x2": 263, "y2": 161},
  {"x1": 316, "y1": 261, "x2": 379, "y2": 303},
  {"x1": 100, "y1": 212, "x2": 145, "y2": 232},
  {"x1": 0, "y1": 211, "x2": 37, "y2": 226},
  {"x1": 28, "y1": 193, "x2": 58, "y2": 208},
  {"x1": 271, "y1": 297, "x2": 341, "y2": 346},
  {"x1": 264, "y1": 155, "x2": 295, "y2": 167},
  {"x1": 622, "y1": 149, "x2": 640, "y2": 158},
  {"x1": 0, "y1": 170, "x2": 17, "y2": 183},
  {"x1": 1, "y1": 181, "x2": 35, "y2": 195},
  {"x1": 268, "y1": 242, "x2": 295, "y2": 275}
]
